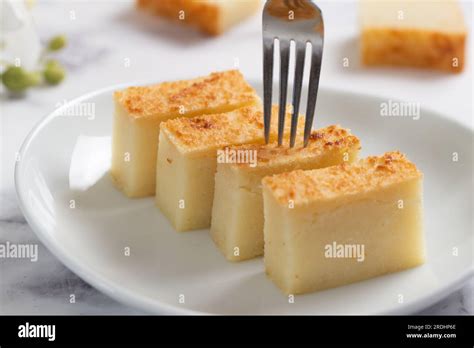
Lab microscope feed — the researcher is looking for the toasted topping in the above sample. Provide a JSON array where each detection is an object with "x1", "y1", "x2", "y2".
[
  {"x1": 226, "y1": 125, "x2": 360, "y2": 170},
  {"x1": 114, "y1": 70, "x2": 259, "y2": 118},
  {"x1": 161, "y1": 105, "x2": 303, "y2": 154},
  {"x1": 263, "y1": 151, "x2": 422, "y2": 205}
]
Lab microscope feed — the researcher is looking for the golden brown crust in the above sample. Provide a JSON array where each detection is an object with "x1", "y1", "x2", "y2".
[
  {"x1": 114, "y1": 70, "x2": 259, "y2": 118},
  {"x1": 226, "y1": 125, "x2": 361, "y2": 170},
  {"x1": 360, "y1": 0, "x2": 467, "y2": 73},
  {"x1": 361, "y1": 28, "x2": 466, "y2": 73},
  {"x1": 263, "y1": 151, "x2": 423, "y2": 205},
  {"x1": 161, "y1": 104, "x2": 303, "y2": 153}
]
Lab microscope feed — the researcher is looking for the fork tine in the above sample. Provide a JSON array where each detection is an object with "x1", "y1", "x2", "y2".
[
  {"x1": 304, "y1": 45, "x2": 323, "y2": 147},
  {"x1": 289, "y1": 41, "x2": 306, "y2": 148},
  {"x1": 263, "y1": 38, "x2": 274, "y2": 144},
  {"x1": 278, "y1": 39, "x2": 290, "y2": 146}
]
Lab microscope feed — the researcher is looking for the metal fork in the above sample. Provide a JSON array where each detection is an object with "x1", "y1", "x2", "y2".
[{"x1": 263, "y1": 0, "x2": 324, "y2": 147}]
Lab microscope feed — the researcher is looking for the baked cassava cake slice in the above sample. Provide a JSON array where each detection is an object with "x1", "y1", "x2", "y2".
[
  {"x1": 110, "y1": 70, "x2": 260, "y2": 198},
  {"x1": 210, "y1": 125, "x2": 361, "y2": 262},
  {"x1": 262, "y1": 151, "x2": 424, "y2": 295},
  {"x1": 136, "y1": 0, "x2": 261, "y2": 36},
  {"x1": 156, "y1": 104, "x2": 303, "y2": 232},
  {"x1": 360, "y1": 0, "x2": 466, "y2": 72}
]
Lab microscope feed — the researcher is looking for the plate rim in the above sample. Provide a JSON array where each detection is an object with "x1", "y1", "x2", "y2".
[{"x1": 14, "y1": 82, "x2": 474, "y2": 315}]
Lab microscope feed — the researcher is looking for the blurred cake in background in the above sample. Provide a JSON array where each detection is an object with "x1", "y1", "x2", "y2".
[
  {"x1": 360, "y1": 0, "x2": 467, "y2": 73},
  {"x1": 137, "y1": 0, "x2": 261, "y2": 36}
]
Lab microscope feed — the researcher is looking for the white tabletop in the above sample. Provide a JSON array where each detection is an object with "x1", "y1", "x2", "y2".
[{"x1": 0, "y1": 0, "x2": 472, "y2": 315}]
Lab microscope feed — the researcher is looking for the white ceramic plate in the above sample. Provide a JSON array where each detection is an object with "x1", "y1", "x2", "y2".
[{"x1": 15, "y1": 80, "x2": 473, "y2": 314}]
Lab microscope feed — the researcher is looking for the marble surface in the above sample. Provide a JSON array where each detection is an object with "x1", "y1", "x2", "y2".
[{"x1": 0, "y1": 0, "x2": 472, "y2": 315}]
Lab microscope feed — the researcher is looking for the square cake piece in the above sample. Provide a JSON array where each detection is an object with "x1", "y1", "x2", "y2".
[
  {"x1": 156, "y1": 105, "x2": 302, "y2": 232},
  {"x1": 262, "y1": 151, "x2": 424, "y2": 295},
  {"x1": 360, "y1": 0, "x2": 466, "y2": 72},
  {"x1": 110, "y1": 70, "x2": 260, "y2": 198},
  {"x1": 136, "y1": 0, "x2": 261, "y2": 36},
  {"x1": 210, "y1": 125, "x2": 361, "y2": 262}
]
